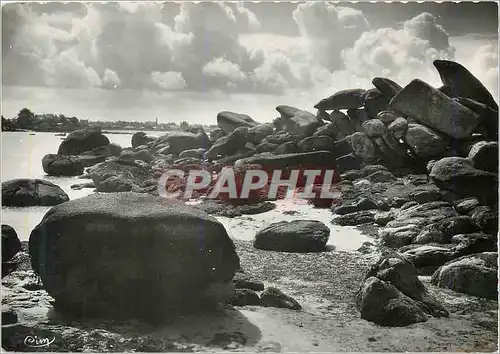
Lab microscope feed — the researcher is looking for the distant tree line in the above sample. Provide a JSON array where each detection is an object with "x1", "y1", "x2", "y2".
[{"x1": 1, "y1": 108, "x2": 217, "y2": 132}]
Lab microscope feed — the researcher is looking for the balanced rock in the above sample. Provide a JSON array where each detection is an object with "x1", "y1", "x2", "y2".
[
  {"x1": 314, "y1": 89, "x2": 366, "y2": 110},
  {"x1": 58, "y1": 129, "x2": 110, "y2": 155},
  {"x1": 29, "y1": 192, "x2": 240, "y2": 320},
  {"x1": 431, "y1": 252, "x2": 497, "y2": 299},
  {"x1": 254, "y1": 220, "x2": 330, "y2": 252},
  {"x1": 433, "y1": 60, "x2": 498, "y2": 110},
  {"x1": 42, "y1": 154, "x2": 84, "y2": 176},
  {"x1": 389, "y1": 79, "x2": 481, "y2": 139},
  {"x1": 217, "y1": 111, "x2": 258, "y2": 134},
  {"x1": 2, "y1": 179, "x2": 69, "y2": 207}
]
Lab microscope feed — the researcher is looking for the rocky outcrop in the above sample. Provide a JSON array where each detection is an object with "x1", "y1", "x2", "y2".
[
  {"x1": 356, "y1": 251, "x2": 448, "y2": 326},
  {"x1": 217, "y1": 111, "x2": 259, "y2": 134},
  {"x1": 57, "y1": 128, "x2": 110, "y2": 155},
  {"x1": 2, "y1": 179, "x2": 69, "y2": 207},
  {"x1": 253, "y1": 220, "x2": 330, "y2": 252},
  {"x1": 430, "y1": 252, "x2": 497, "y2": 299},
  {"x1": 87, "y1": 160, "x2": 153, "y2": 192},
  {"x1": 42, "y1": 154, "x2": 84, "y2": 176},
  {"x1": 29, "y1": 192, "x2": 240, "y2": 321}
]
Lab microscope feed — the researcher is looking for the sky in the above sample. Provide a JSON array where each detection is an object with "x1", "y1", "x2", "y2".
[{"x1": 2, "y1": 1, "x2": 498, "y2": 124}]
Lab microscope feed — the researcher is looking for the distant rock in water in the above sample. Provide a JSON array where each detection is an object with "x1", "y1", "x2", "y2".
[
  {"x1": 254, "y1": 220, "x2": 330, "y2": 252},
  {"x1": 57, "y1": 128, "x2": 110, "y2": 155},
  {"x1": 433, "y1": 60, "x2": 498, "y2": 110},
  {"x1": 28, "y1": 192, "x2": 240, "y2": 321},
  {"x1": 42, "y1": 154, "x2": 84, "y2": 176},
  {"x1": 2, "y1": 179, "x2": 69, "y2": 207}
]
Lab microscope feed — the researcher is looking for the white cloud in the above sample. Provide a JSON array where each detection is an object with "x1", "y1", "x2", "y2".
[
  {"x1": 102, "y1": 68, "x2": 121, "y2": 87},
  {"x1": 203, "y1": 58, "x2": 247, "y2": 81},
  {"x1": 466, "y1": 43, "x2": 498, "y2": 98},
  {"x1": 151, "y1": 71, "x2": 187, "y2": 90}
]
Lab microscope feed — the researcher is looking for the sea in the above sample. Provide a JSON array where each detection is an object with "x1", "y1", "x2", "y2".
[{"x1": 1, "y1": 131, "x2": 370, "y2": 251}]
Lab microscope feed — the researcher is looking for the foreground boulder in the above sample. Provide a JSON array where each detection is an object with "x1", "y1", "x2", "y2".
[
  {"x1": 356, "y1": 251, "x2": 448, "y2": 326},
  {"x1": 389, "y1": 79, "x2": 480, "y2": 139},
  {"x1": 2, "y1": 179, "x2": 69, "y2": 207},
  {"x1": 42, "y1": 154, "x2": 84, "y2": 176},
  {"x1": 57, "y1": 129, "x2": 110, "y2": 155},
  {"x1": 431, "y1": 252, "x2": 497, "y2": 299},
  {"x1": 2, "y1": 225, "x2": 21, "y2": 263},
  {"x1": 253, "y1": 220, "x2": 330, "y2": 252},
  {"x1": 217, "y1": 111, "x2": 258, "y2": 134},
  {"x1": 29, "y1": 193, "x2": 240, "y2": 321}
]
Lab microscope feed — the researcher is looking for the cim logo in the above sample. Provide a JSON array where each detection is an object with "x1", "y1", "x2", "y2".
[{"x1": 24, "y1": 335, "x2": 55, "y2": 348}]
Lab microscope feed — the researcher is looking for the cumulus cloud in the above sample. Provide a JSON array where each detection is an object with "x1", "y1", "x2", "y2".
[
  {"x1": 151, "y1": 71, "x2": 187, "y2": 90},
  {"x1": 203, "y1": 58, "x2": 247, "y2": 82},
  {"x1": 341, "y1": 12, "x2": 455, "y2": 85},
  {"x1": 293, "y1": 3, "x2": 369, "y2": 70},
  {"x1": 466, "y1": 43, "x2": 498, "y2": 98}
]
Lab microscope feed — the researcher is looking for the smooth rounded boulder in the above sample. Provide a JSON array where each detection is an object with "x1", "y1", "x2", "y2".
[
  {"x1": 253, "y1": 220, "x2": 330, "y2": 252},
  {"x1": 29, "y1": 192, "x2": 240, "y2": 321},
  {"x1": 42, "y1": 154, "x2": 84, "y2": 176},
  {"x1": 2, "y1": 179, "x2": 69, "y2": 207},
  {"x1": 57, "y1": 129, "x2": 110, "y2": 155},
  {"x1": 467, "y1": 141, "x2": 498, "y2": 173},
  {"x1": 2, "y1": 225, "x2": 21, "y2": 263}
]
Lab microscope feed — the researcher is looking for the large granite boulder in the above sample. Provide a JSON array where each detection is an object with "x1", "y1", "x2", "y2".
[
  {"x1": 217, "y1": 111, "x2": 258, "y2": 134},
  {"x1": 430, "y1": 252, "x2": 497, "y2": 299},
  {"x1": 356, "y1": 251, "x2": 448, "y2": 326},
  {"x1": 2, "y1": 179, "x2": 69, "y2": 207},
  {"x1": 456, "y1": 97, "x2": 498, "y2": 140},
  {"x1": 57, "y1": 129, "x2": 110, "y2": 155},
  {"x1": 274, "y1": 107, "x2": 321, "y2": 136},
  {"x1": 206, "y1": 127, "x2": 249, "y2": 160},
  {"x1": 154, "y1": 131, "x2": 210, "y2": 155},
  {"x1": 350, "y1": 132, "x2": 377, "y2": 162},
  {"x1": 433, "y1": 60, "x2": 498, "y2": 110},
  {"x1": 29, "y1": 193, "x2": 240, "y2": 320},
  {"x1": 42, "y1": 154, "x2": 84, "y2": 176},
  {"x1": 253, "y1": 220, "x2": 330, "y2": 252},
  {"x1": 404, "y1": 124, "x2": 449, "y2": 159},
  {"x1": 429, "y1": 157, "x2": 498, "y2": 205},
  {"x1": 314, "y1": 89, "x2": 366, "y2": 110},
  {"x1": 467, "y1": 141, "x2": 498, "y2": 173},
  {"x1": 389, "y1": 79, "x2": 481, "y2": 139}
]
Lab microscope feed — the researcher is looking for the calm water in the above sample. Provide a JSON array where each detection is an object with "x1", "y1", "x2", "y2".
[{"x1": 1, "y1": 131, "x2": 369, "y2": 251}]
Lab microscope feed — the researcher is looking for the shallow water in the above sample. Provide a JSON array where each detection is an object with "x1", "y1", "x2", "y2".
[{"x1": 2, "y1": 131, "x2": 370, "y2": 251}]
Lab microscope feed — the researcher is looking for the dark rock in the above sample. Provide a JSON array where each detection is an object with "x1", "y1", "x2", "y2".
[
  {"x1": 155, "y1": 131, "x2": 210, "y2": 155},
  {"x1": 297, "y1": 136, "x2": 334, "y2": 153},
  {"x1": 29, "y1": 192, "x2": 240, "y2": 320},
  {"x1": 256, "y1": 142, "x2": 279, "y2": 153},
  {"x1": 388, "y1": 117, "x2": 408, "y2": 140},
  {"x1": 2, "y1": 179, "x2": 69, "y2": 207},
  {"x1": 217, "y1": 111, "x2": 258, "y2": 133},
  {"x1": 275, "y1": 141, "x2": 298, "y2": 155},
  {"x1": 248, "y1": 124, "x2": 274, "y2": 145},
  {"x1": 335, "y1": 154, "x2": 362, "y2": 174},
  {"x1": 233, "y1": 273, "x2": 265, "y2": 291},
  {"x1": 468, "y1": 141, "x2": 498, "y2": 173},
  {"x1": 334, "y1": 197, "x2": 378, "y2": 215},
  {"x1": 2, "y1": 306, "x2": 18, "y2": 325},
  {"x1": 456, "y1": 97, "x2": 498, "y2": 140},
  {"x1": 374, "y1": 211, "x2": 395, "y2": 226},
  {"x1": 179, "y1": 148, "x2": 206, "y2": 159},
  {"x1": 433, "y1": 60, "x2": 498, "y2": 110},
  {"x1": 362, "y1": 119, "x2": 386, "y2": 138},
  {"x1": 313, "y1": 122, "x2": 338, "y2": 140},
  {"x1": 87, "y1": 161, "x2": 152, "y2": 193},
  {"x1": 389, "y1": 79, "x2": 481, "y2": 139},
  {"x1": 351, "y1": 132, "x2": 377, "y2": 162},
  {"x1": 210, "y1": 128, "x2": 227, "y2": 142},
  {"x1": 254, "y1": 220, "x2": 330, "y2": 252},
  {"x1": 132, "y1": 132, "x2": 155, "y2": 149},
  {"x1": 275, "y1": 108, "x2": 322, "y2": 136},
  {"x1": 404, "y1": 124, "x2": 449, "y2": 159},
  {"x1": 470, "y1": 206, "x2": 498, "y2": 234},
  {"x1": 366, "y1": 170, "x2": 396, "y2": 183},
  {"x1": 409, "y1": 189, "x2": 441, "y2": 204},
  {"x1": 2, "y1": 225, "x2": 21, "y2": 263},
  {"x1": 372, "y1": 77, "x2": 402, "y2": 99},
  {"x1": 77, "y1": 154, "x2": 107, "y2": 168},
  {"x1": 451, "y1": 233, "x2": 497, "y2": 257},
  {"x1": 206, "y1": 127, "x2": 248, "y2": 160},
  {"x1": 455, "y1": 198, "x2": 480, "y2": 214},
  {"x1": 42, "y1": 154, "x2": 84, "y2": 176},
  {"x1": 260, "y1": 287, "x2": 301, "y2": 310},
  {"x1": 377, "y1": 111, "x2": 399, "y2": 126},
  {"x1": 332, "y1": 135, "x2": 354, "y2": 158},
  {"x1": 235, "y1": 151, "x2": 335, "y2": 169},
  {"x1": 402, "y1": 246, "x2": 455, "y2": 275},
  {"x1": 330, "y1": 111, "x2": 356, "y2": 139},
  {"x1": 429, "y1": 157, "x2": 498, "y2": 205},
  {"x1": 356, "y1": 276, "x2": 428, "y2": 326},
  {"x1": 347, "y1": 109, "x2": 369, "y2": 131},
  {"x1": 314, "y1": 89, "x2": 366, "y2": 110},
  {"x1": 431, "y1": 252, "x2": 497, "y2": 299},
  {"x1": 58, "y1": 128, "x2": 110, "y2": 155},
  {"x1": 364, "y1": 88, "x2": 390, "y2": 119},
  {"x1": 333, "y1": 211, "x2": 375, "y2": 226},
  {"x1": 230, "y1": 289, "x2": 261, "y2": 306}
]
